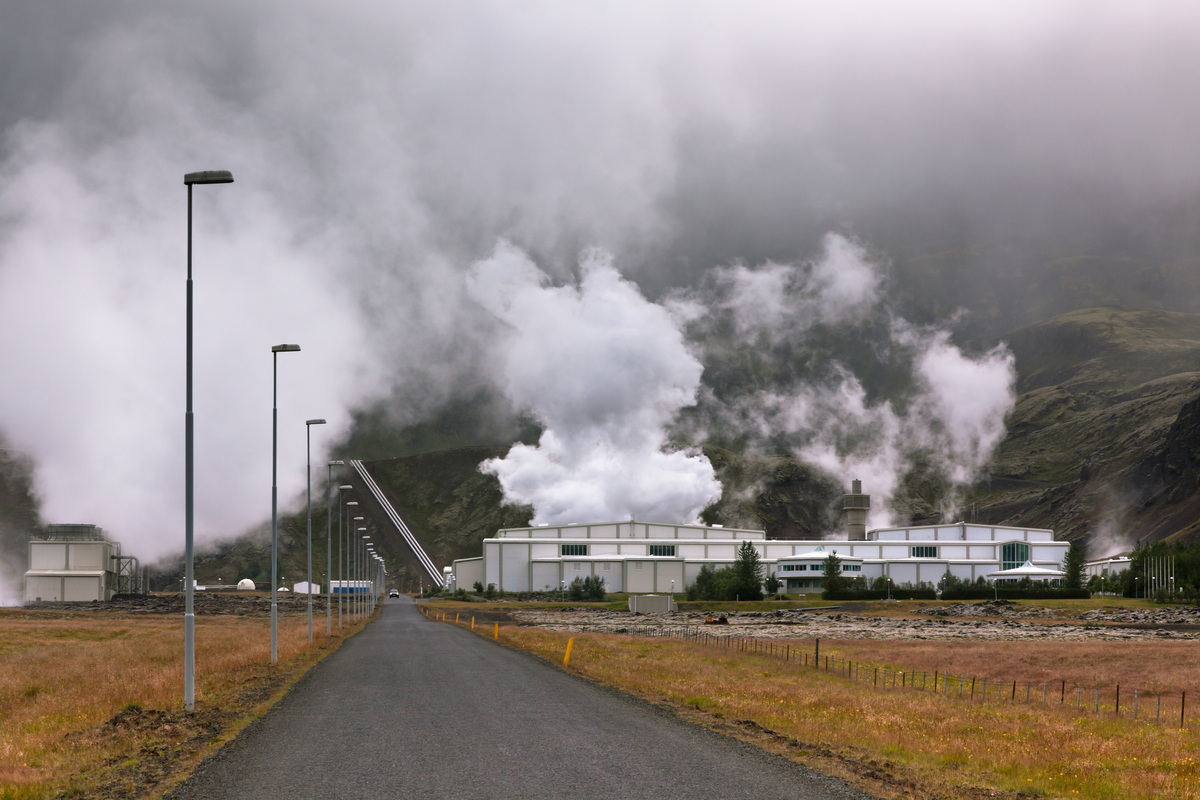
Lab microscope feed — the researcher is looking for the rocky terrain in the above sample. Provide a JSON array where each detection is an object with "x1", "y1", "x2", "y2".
[{"x1": 509, "y1": 600, "x2": 1200, "y2": 642}]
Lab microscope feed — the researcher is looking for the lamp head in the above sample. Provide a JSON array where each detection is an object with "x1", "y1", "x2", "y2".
[
  {"x1": 329, "y1": 461, "x2": 345, "y2": 467},
  {"x1": 339, "y1": 484, "x2": 353, "y2": 491},
  {"x1": 184, "y1": 170, "x2": 234, "y2": 185},
  {"x1": 271, "y1": 344, "x2": 301, "y2": 353},
  {"x1": 307, "y1": 419, "x2": 327, "y2": 426}
]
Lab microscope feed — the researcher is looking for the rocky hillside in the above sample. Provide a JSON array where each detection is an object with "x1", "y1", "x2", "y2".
[{"x1": 977, "y1": 307, "x2": 1200, "y2": 550}]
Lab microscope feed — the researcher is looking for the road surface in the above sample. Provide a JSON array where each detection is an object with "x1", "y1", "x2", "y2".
[{"x1": 169, "y1": 596, "x2": 877, "y2": 800}]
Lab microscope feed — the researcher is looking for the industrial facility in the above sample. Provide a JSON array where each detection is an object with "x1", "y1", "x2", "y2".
[
  {"x1": 451, "y1": 482, "x2": 1069, "y2": 595},
  {"x1": 23, "y1": 524, "x2": 143, "y2": 603}
]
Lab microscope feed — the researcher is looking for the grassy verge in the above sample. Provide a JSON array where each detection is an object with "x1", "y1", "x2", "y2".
[
  {"x1": 0, "y1": 605, "x2": 375, "y2": 800},
  {"x1": 424, "y1": 609, "x2": 1200, "y2": 799}
]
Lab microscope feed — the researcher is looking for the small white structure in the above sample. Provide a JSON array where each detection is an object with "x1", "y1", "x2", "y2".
[
  {"x1": 292, "y1": 581, "x2": 321, "y2": 595},
  {"x1": 329, "y1": 580, "x2": 370, "y2": 595},
  {"x1": 237, "y1": 578, "x2": 257, "y2": 590},
  {"x1": 1085, "y1": 556, "x2": 1131, "y2": 579},
  {"x1": 628, "y1": 594, "x2": 676, "y2": 613},
  {"x1": 986, "y1": 560, "x2": 1064, "y2": 583}
]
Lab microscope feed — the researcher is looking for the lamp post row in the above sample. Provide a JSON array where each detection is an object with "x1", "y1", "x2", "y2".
[{"x1": 184, "y1": 169, "x2": 384, "y2": 711}]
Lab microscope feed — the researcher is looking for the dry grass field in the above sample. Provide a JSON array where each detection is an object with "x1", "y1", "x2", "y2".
[
  {"x1": 0, "y1": 603, "x2": 370, "y2": 800},
  {"x1": 424, "y1": 607, "x2": 1200, "y2": 800}
]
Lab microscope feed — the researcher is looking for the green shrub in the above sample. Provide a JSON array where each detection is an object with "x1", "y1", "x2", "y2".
[{"x1": 567, "y1": 574, "x2": 606, "y2": 601}]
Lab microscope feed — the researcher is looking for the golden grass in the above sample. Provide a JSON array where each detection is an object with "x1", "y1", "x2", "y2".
[
  {"x1": 430, "y1": 612, "x2": 1200, "y2": 800},
  {"x1": 0, "y1": 607, "x2": 371, "y2": 800}
]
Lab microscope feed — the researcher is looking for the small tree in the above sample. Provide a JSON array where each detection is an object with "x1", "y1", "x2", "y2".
[
  {"x1": 1063, "y1": 540, "x2": 1086, "y2": 590},
  {"x1": 765, "y1": 573, "x2": 781, "y2": 596},
  {"x1": 733, "y1": 541, "x2": 764, "y2": 601},
  {"x1": 821, "y1": 552, "x2": 844, "y2": 597}
]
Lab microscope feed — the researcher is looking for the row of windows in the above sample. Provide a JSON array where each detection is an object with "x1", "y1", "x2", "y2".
[
  {"x1": 912, "y1": 546, "x2": 937, "y2": 558},
  {"x1": 780, "y1": 563, "x2": 863, "y2": 572},
  {"x1": 561, "y1": 543, "x2": 679, "y2": 557}
]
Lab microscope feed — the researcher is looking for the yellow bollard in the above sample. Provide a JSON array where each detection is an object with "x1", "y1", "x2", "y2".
[
  {"x1": 564, "y1": 637, "x2": 575, "y2": 667},
  {"x1": 471, "y1": 617, "x2": 475, "y2": 630},
  {"x1": 456, "y1": 612, "x2": 460, "y2": 623},
  {"x1": 494, "y1": 622, "x2": 499, "y2": 639}
]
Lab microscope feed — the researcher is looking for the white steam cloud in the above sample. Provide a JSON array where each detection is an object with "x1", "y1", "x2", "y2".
[
  {"x1": 467, "y1": 241, "x2": 721, "y2": 524},
  {"x1": 679, "y1": 236, "x2": 1017, "y2": 529}
]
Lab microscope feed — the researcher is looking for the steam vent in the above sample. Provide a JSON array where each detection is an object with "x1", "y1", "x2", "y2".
[{"x1": 844, "y1": 479, "x2": 871, "y2": 541}]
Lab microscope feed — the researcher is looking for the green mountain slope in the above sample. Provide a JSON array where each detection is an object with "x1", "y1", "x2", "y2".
[{"x1": 979, "y1": 307, "x2": 1200, "y2": 548}]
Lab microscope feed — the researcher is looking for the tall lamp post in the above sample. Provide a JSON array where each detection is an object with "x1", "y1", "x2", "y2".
[
  {"x1": 304, "y1": 419, "x2": 326, "y2": 643},
  {"x1": 270, "y1": 343, "x2": 301, "y2": 664},
  {"x1": 352, "y1": 517, "x2": 364, "y2": 619},
  {"x1": 182, "y1": 168, "x2": 233, "y2": 713},
  {"x1": 363, "y1": 535, "x2": 372, "y2": 614},
  {"x1": 326, "y1": 466, "x2": 346, "y2": 635},
  {"x1": 341, "y1": 499, "x2": 356, "y2": 627}
]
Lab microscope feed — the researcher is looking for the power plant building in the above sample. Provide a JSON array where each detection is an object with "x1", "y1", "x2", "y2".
[
  {"x1": 24, "y1": 524, "x2": 142, "y2": 603},
  {"x1": 451, "y1": 483, "x2": 1068, "y2": 595}
]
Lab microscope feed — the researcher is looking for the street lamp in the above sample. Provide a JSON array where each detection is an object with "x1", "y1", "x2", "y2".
[
  {"x1": 326, "y1": 467, "x2": 346, "y2": 635},
  {"x1": 270, "y1": 342, "x2": 301, "y2": 664},
  {"x1": 182, "y1": 168, "x2": 233, "y2": 713},
  {"x1": 362, "y1": 534, "x2": 372, "y2": 616},
  {"x1": 304, "y1": 419, "x2": 326, "y2": 644},
  {"x1": 341, "y1": 499, "x2": 356, "y2": 627},
  {"x1": 352, "y1": 518, "x2": 364, "y2": 619}
]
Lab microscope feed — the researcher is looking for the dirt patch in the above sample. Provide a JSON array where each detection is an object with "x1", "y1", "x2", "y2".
[
  {"x1": 508, "y1": 603, "x2": 1200, "y2": 642},
  {"x1": 24, "y1": 593, "x2": 326, "y2": 617}
]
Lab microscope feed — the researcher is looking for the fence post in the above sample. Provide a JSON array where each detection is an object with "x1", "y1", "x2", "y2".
[
  {"x1": 1157, "y1": 693, "x2": 1161, "y2": 724},
  {"x1": 1116, "y1": 684, "x2": 1120, "y2": 715},
  {"x1": 1134, "y1": 688, "x2": 1139, "y2": 720},
  {"x1": 934, "y1": 670, "x2": 938, "y2": 693},
  {"x1": 1182, "y1": 691, "x2": 1186, "y2": 728},
  {"x1": 1061, "y1": 681, "x2": 1066, "y2": 704}
]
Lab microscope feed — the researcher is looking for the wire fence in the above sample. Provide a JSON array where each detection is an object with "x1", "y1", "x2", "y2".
[{"x1": 419, "y1": 605, "x2": 1191, "y2": 729}]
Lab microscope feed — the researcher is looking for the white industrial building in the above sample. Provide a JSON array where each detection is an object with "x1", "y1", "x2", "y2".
[
  {"x1": 24, "y1": 524, "x2": 142, "y2": 603},
  {"x1": 451, "y1": 482, "x2": 1069, "y2": 595}
]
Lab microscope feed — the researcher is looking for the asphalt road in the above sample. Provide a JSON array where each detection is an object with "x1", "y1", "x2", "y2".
[{"x1": 169, "y1": 596, "x2": 877, "y2": 800}]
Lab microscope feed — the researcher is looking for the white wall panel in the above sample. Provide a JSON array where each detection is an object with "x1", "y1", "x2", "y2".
[
  {"x1": 965, "y1": 526, "x2": 993, "y2": 541},
  {"x1": 881, "y1": 546, "x2": 909, "y2": 560},
  {"x1": 889, "y1": 564, "x2": 918, "y2": 585},
  {"x1": 939, "y1": 546, "x2": 968, "y2": 559},
  {"x1": 532, "y1": 563, "x2": 559, "y2": 592},
  {"x1": 30, "y1": 543, "x2": 66, "y2": 570},
  {"x1": 627, "y1": 563, "x2": 654, "y2": 593},
  {"x1": 531, "y1": 543, "x2": 558, "y2": 559},
  {"x1": 485, "y1": 542, "x2": 501, "y2": 588},
  {"x1": 969, "y1": 546, "x2": 996, "y2": 560},
  {"x1": 501, "y1": 545, "x2": 529, "y2": 592},
  {"x1": 655, "y1": 562, "x2": 685, "y2": 593},
  {"x1": 648, "y1": 525, "x2": 675, "y2": 539},
  {"x1": 26, "y1": 576, "x2": 61, "y2": 602},
  {"x1": 708, "y1": 545, "x2": 735, "y2": 559},
  {"x1": 64, "y1": 576, "x2": 100, "y2": 602}
]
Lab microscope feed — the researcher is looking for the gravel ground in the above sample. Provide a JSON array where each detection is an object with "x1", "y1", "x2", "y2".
[{"x1": 510, "y1": 601, "x2": 1200, "y2": 642}]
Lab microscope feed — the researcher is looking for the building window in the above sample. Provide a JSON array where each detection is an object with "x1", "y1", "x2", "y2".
[
  {"x1": 912, "y1": 546, "x2": 937, "y2": 558},
  {"x1": 573, "y1": 563, "x2": 581, "y2": 571},
  {"x1": 603, "y1": 562, "x2": 611, "y2": 571},
  {"x1": 845, "y1": 564, "x2": 861, "y2": 572},
  {"x1": 649, "y1": 544, "x2": 676, "y2": 557},
  {"x1": 634, "y1": 562, "x2": 643, "y2": 570},
  {"x1": 561, "y1": 544, "x2": 587, "y2": 556},
  {"x1": 1001, "y1": 541, "x2": 1030, "y2": 571}
]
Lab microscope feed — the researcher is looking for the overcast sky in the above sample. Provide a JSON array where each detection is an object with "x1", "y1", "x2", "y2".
[{"x1": 0, "y1": 0, "x2": 1197, "y2": 565}]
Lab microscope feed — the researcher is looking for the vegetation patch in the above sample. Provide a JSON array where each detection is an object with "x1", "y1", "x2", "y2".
[{"x1": 0, "y1": 604, "x2": 374, "y2": 800}]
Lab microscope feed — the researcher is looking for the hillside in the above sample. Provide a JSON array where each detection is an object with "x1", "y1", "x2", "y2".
[{"x1": 977, "y1": 307, "x2": 1200, "y2": 549}]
